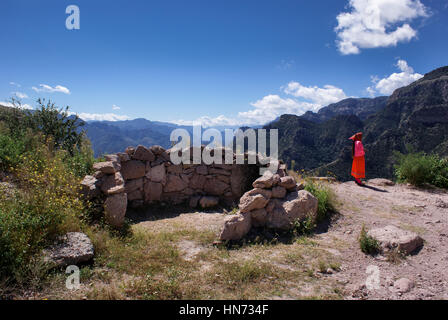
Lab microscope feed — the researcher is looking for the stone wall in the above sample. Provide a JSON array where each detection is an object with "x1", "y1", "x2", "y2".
[{"x1": 81, "y1": 145, "x2": 287, "y2": 227}]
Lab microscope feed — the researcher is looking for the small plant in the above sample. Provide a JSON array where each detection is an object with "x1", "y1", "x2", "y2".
[
  {"x1": 358, "y1": 225, "x2": 380, "y2": 255},
  {"x1": 291, "y1": 215, "x2": 316, "y2": 236},
  {"x1": 304, "y1": 179, "x2": 336, "y2": 222}
]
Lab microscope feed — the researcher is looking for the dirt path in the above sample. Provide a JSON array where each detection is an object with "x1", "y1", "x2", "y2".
[{"x1": 321, "y1": 179, "x2": 448, "y2": 300}]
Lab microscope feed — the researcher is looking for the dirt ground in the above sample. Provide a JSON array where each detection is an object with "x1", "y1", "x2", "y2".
[{"x1": 12, "y1": 179, "x2": 448, "y2": 300}]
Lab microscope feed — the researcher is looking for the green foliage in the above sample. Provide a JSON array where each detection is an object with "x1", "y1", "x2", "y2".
[
  {"x1": 394, "y1": 151, "x2": 448, "y2": 188},
  {"x1": 358, "y1": 225, "x2": 380, "y2": 255},
  {"x1": 304, "y1": 179, "x2": 336, "y2": 222},
  {"x1": 0, "y1": 99, "x2": 94, "y2": 283},
  {"x1": 291, "y1": 215, "x2": 316, "y2": 236}
]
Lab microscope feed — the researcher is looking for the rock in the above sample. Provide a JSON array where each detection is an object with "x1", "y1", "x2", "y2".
[
  {"x1": 230, "y1": 166, "x2": 248, "y2": 198},
  {"x1": 150, "y1": 145, "x2": 166, "y2": 156},
  {"x1": 296, "y1": 182, "x2": 305, "y2": 190},
  {"x1": 393, "y1": 278, "x2": 414, "y2": 293},
  {"x1": 217, "y1": 175, "x2": 231, "y2": 184},
  {"x1": 199, "y1": 196, "x2": 219, "y2": 208},
  {"x1": 144, "y1": 181, "x2": 163, "y2": 202},
  {"x1": 266, "y1": 190, "x2": 318, "y2": 230},
  {"x1": 164, "y1": 175, "x2": 187, "y2": 193},
  {"x1": 132, "y1": 145, "x2": 156, "y2": 162},
  {"x1": 209, "y1": 168, "x2": 231, "y2": 176},
  {"x1": 204, "y1": 178, "x2": 229, "y2": 196},
  {"x1": 43, "y1": 232, "x2": 94, "y2": 267},
  {"x1": 121, "y1": 160, "x2": 146, "y2": 180},
  {"x1": 219, "y1": 213, "x2": 252, "y2": 241},
  {"x1": 105, "y1": 154, "x2": 120, "y2": 163},
  {"x1": 128, "y1": 189, "x2": 143, "y2": 201},
  {"x1": 167, "y1": 164, "x2": 183, "y2": 174},
  {"x1": 117, "y1": 152, "x2": 130, "y2": 162},
  {"x1": 80, "y1": 175, "x2": 100, "y2": 199},
  {"x1": 100, "y1": 172, "x2": 125, "y2": 195},
  {"x1": 93, "y1": 161, "x2": 120, "y2": 174},
  {"x1": 125, "y1": 146, "x2": 135, "y2": 155},
  {"x1": 239, "y1": 188, "x2": 272, "y2": 213},
  {"x1": 367, "y1": 178, "x2": 395, "y2": 186},
  {"x1": 104, "y1": 193, "x2": 127, "y2": 227},
  {"x1": 272, "y1": 186, "x2": 287, "y2": 198},
  {"x1": 125, "y1": 178, "x2": 143, "y2": 194},
  {"x1": 279, "y1": 176, "x2": 297, "y2": 190},
  {"x1": 149, "y1": 164, "x2": 166, "y2": 183},
  {"x1": 196, "y1": 165, "x2": 208, "y2": 175},
  {"x1": 252, "y1": 171, "x2": 274, "y2": 189},
  {"x1": 189, "y1": 195, "x2": 201, "y2": 208},
  {"x1": 189, "y1": 174, "x2": 206, "y2": 189},
  {"x1": 250, "y1": 208, "x2": 267, "y2": 227},
  {"x1": 272, "y1": 174, "x2": 281, "y2": 186},
  {"x1": 367, "y1": 225, "x2": 424, "y2": 255}
]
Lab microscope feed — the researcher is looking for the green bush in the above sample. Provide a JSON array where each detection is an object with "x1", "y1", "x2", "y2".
[
  {"x1": 359, "y1": 225, "x2": 380, "y2": 255},
  {"x1": 394, "y1": 151, "x2": 448, "y2": 188},
  {"x1": 304, "y1": 179, "x2": 336, "y2": 222}
]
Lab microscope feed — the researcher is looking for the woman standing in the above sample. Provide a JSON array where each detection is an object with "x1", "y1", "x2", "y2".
[{"x1": 349, "y1": 132, "x2": 365, "y2": 185}]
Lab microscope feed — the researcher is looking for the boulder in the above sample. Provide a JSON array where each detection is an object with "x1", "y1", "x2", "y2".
[
  {"x1": 189, "y1": 174, "x2": 206, "y2": 189},
  {"x1": 125, "y1": 178, "x2": 143, "y2": 194},
  {"x1": 117, "y1": 152, "x2": 130, "y2": 162},
  {"x1": 252, "y1": 171, "x2": 274, "y2": 189},
  {"x1": 367, "y1": 225, "x2": 423, "y2": 255},
  {"x1": 100, "y1": 172, "x2": 125, "y2": 195},
  {"x1": 149, "y1": 164, "x2": 166, "y2": 183},
  {"x1": 125, "y1": 146, "x2": 135, "y2": 155},
  {"x1": 80, "y1": 175, "x2": 100, "y2": 199},
  {"x1": 105, "y1": 154, "x2": 120, "y2": 163},
  {"x1": 209, "y1": 168, "x2": 231, "y2": 176},
  {"x1": 93, "y1": 161, "x2": 120, "y2": 174},
  {"x1": 199, "y1": 196, "x2": 219, "y2": 208},
  {"x1": 279, "y1": 176, "x2": 297, "y2": 190},
  {"x1": 204, "y1": 178, "x2": 229, "y2": 196},
  {"x1": 132, "y1": 145, "x2": 155, "y2": 162},
  {"x1": 144, "y1": 181, "x2": 163, "y2": 202},
  {"x1": 239, "y1": 188, "x2": 272, "y2": 213},
  {"x1": 219, "y1": 213, "x2": 252, "y2": 241},
  {"x1": 164, "y1": 174, "x2": 187, "y2": 193},
  {"x1": 167, "y1": 164, "x2": 183, "y2": 174},
  {"x1": 43, "y1": 232, "x2": 94, "y2": 267},
  {"x1": 266, "y1": 190, "x2": 318, "y2": 230},
  {"x1": 250, "y1": 208, "x2": 267, "y2": 227},
  {"x1": 121, "y1": 160, "x2": 146, "y2": 180},
  {"x1": 104, "y1": 193, "x2": 128, "y2": 227},
  {"x1": 150, "y1": 145, "x2": 166, "y2": 156},
  {"x1": 272, "y1": 186, "x2": 287, "y2": 198},
  {"x1": 128, "y1": 189, "x2": 143, "y2": 201}
]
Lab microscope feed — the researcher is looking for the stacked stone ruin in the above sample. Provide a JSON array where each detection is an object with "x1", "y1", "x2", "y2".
[
  {"x1": 219, "y1": 171, "x2": 318, "y2": 241},
  {"x1": 81, "y1": 144, "x2": 288, "y2": 227}
]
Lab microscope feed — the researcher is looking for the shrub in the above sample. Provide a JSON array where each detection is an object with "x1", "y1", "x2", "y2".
[
  {"x1": 359, "y1": 225, "x2": 380, "y2": 255},
  {"x1": 394, "y1": 151, "x2": 448, "y2": 188},
  {"x1": 0, "y1": 143, "x2": 85, "y2": 281},
  {"x1": 304, "y1": 179, "x2": 336, "y2": 222}
]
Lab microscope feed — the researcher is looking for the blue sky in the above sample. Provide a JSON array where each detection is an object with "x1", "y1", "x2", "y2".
[{"x1": 1, "y1": 0, "x2": 447, "y2": 126}]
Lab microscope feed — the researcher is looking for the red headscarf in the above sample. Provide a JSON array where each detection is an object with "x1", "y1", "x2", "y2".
[{"x1": 349, "y1": 132, "x2": 363, "y2": 141}]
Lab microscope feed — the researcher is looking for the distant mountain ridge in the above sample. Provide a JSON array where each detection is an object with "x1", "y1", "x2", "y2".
[{"x1": 266, "y1": 65, "x2": 448, "y2": 181}]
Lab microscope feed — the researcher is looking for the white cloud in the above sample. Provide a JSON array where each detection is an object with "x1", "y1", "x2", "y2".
[
  {"x1": 283, "y1": 82, "x2": 348, "y2": 106},
  {"x1": 32, "y1": 84, "x2": 71, "y2": 95},
  {"x1": 68, "y1": 112, "x2": 131, "y2": 122},
  {"x1": 335, "y1": 0, "x2": 429, "y2": 55},
  {"x1": 12, "y1": 92, "x2": 28, "y2": 99},
  {"x1": 9, "y1": 82, "x2": 21, "y2": 87},
  {"x1": 112, "y1": 105, "x2": 121, "y2": 110},
  {"x1": 0, "y1": 101, "x2": 33, "y2": 110},
  {"x1": 173, "y1": 82, "x2": 349, "y2": 127},
  {"x1": 367, "y1": 59, "x2": 423, "y2": 95}
]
